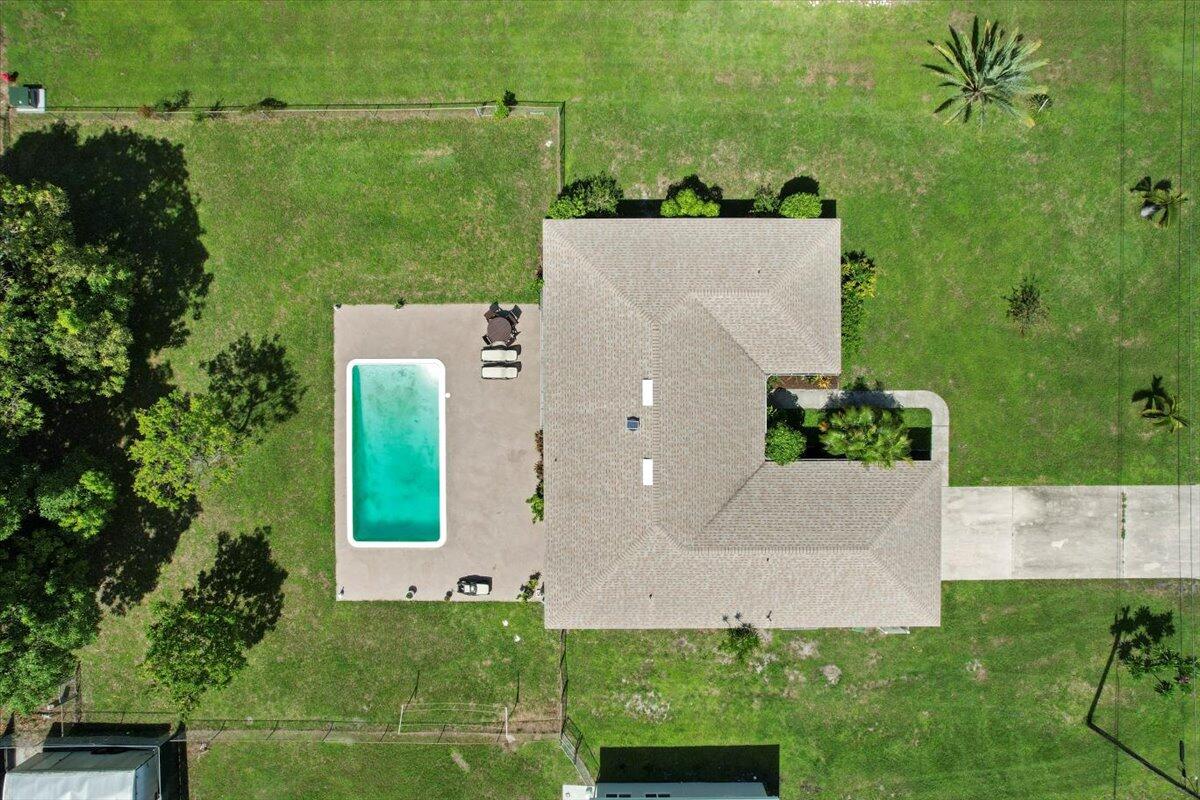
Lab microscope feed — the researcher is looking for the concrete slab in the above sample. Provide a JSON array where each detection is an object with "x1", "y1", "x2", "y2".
[
  {"x1": 943, "y1": 485, "x2": 1198, "y2": 581},
  {"x1": 1124, "y1": 484, "x2": 1194, "y2": 579},
  {"x1": 941, "y1": 487, "x2": 1013, "y2": 579},
  {"x1": 333, "y1": 304, "x2": 543, "y2": 602},
  {"x1": 1011, "y1": 485, "x2": 1122, "y2": 579}
]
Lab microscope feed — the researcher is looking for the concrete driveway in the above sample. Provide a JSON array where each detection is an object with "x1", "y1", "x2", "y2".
[
  {"x1": 942, "y1": 484, "x2": 1198, "y2": 580},
  {"x1": 333, "y1": 304, "x2": 543, "y2": 601}
]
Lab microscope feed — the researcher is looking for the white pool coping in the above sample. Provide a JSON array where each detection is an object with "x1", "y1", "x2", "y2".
[{"x1": 345, "y1": 357, "x2": 447, "y2": 548}]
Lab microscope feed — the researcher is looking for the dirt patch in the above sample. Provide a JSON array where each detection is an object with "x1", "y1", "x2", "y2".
[
  {"x1": 787, "y1": 638, "x2": 821, "y2": 660},
  {"x1": 623, "y1": 689, "x2": 670, "y2": 722},
  {"x1": 673, "y1": 635, "x2": 698, "y2": 656},
  {"x1": 451, "y1": 750, "x2": 470, "y2": 772},
  {"x1": 966, "y1": 658, "x2": 989, "y2": 682},
  {"x1": 821, "y1": 664, "x2": 842, "y2": 686}
]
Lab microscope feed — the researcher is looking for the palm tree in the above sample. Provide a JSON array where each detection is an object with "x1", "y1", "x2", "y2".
[
  {"x1": 819, "y1": 406, "x2": 912, "y2": 468},
  {"x1": 925, "y1": 16, "x2": 1048, "y2": 127},
  {"x1": 1131, "y1": 177, "x2": 1188, "y2": 229},
  {"x1": 1132, "y1": 375, "x2": 1189, "y2": 433}
]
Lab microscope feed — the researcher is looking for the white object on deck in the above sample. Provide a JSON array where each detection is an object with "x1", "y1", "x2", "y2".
[
  {"x1": 642, "y1": 458, "x2": 654, "y2": 486},
  {"x1": 481, "y1": 347, "x2": 518, "y2": 362},
  {"x1": 642, "y1": 378, "x2": 654, "y2": 406},
  {"x1": 481, "y1": 364, "x2": 518, "y2": 379}
]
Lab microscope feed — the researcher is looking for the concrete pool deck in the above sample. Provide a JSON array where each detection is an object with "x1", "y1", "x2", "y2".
[{"x1": 333, "y1": 304, "x2": 543, "y2": 601}]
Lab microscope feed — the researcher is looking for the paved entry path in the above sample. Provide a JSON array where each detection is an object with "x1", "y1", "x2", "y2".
[{"x1": 942, "y1": 485, "x2": 1199, "y2": 580}]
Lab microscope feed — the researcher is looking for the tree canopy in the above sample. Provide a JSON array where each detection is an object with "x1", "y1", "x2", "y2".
[
  {"x1": 129, "y1": 390, "x2": 242, "y2": 511},
  {"x1": 0, "y1": 176, "x2": 134, "y2": 713},
  {"x1": 143, "y1": 529, "x2": 286, "y2": 715},
  {"x1": 0, "y1": 178, "x2": 132, "y2": 436}
]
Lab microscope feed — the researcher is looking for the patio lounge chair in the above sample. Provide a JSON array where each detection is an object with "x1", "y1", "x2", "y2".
[
  {"x1": 480, "y1": 347, "x2": 518, "y2": 362},
  {"x1": 481, "y1": 364, "x2": 518, "y2": 380}
]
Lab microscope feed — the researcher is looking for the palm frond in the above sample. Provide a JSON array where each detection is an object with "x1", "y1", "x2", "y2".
[{"x1": 926, "y1": 15, "x2": 1048, "y2": 127}]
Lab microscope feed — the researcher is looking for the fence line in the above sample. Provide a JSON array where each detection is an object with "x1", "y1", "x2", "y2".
[
  {"x1": 21, "y1": 99, "x2": 566, "y2": 191},
  {"x1": 560, "y1": 716, "x2": 598, "y2": 784},
  {"x1": 0, "y1": 705, "x2": 561, "y2": 749}
]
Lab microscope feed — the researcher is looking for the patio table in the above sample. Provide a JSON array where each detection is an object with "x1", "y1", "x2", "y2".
[{"x1": 486, "y1": 315, "x2": 515, "y2": 344}]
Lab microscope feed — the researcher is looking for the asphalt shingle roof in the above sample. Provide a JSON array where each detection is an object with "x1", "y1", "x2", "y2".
[{"x1": 542, "y1": 219, "x2": 941, "y2": 629}]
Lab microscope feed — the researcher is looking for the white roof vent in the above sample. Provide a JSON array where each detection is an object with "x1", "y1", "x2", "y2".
[
  {"x1": 642, "y1": 458, "x2": 654, "y2": 486},
  {"x1": 642, "y1": 379, "x2": 654, "y2": 406}
]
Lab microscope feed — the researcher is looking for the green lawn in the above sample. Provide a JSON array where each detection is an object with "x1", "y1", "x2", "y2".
[
  {"x1": 2, "y1": 2, "x2": 1197, "y2": 799},
  {"x1": 4, "y1": 0, "x2": 1196, "y2": 485},
  {"x1": 567, "y1": 580, "x2": 1188, "y2": 800},
  {"x1": 2, "y1": 113, "x2": 561, "y2": 720},
  {"x1": 188, "y1": 741, "x2": 577, "y2": 800}
]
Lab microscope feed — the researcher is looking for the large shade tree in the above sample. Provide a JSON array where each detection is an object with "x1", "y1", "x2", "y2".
[
  {"x1": 0, "y1": 178, "x2": 132, "y2": 435},
  {"x1": 0, "y1": 177, "x2": 133, "y2": 712}
]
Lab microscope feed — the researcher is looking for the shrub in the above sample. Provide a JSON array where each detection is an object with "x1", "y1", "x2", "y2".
[
  {"x1": 661, "y1": 175, "x2": 722, "y2": 218},
  {"x1": 1005, "y1": 274, "x2": 1046, "y2": 335},
  {"x1": 765, "y1": 421, "x2": 807, "y2": 465},
  {"x1": 493, "y1": 90, "x2": 517, "y2": 118},
  {"x1": 518, "y1": 572, "x2": 542, "y2": 602},
  {"x1": 152, "y1": 90, "x2": 191, "y2": 114},
  {"x1": 751, "y1": 185, "x2": 781, "y2": 216},
  {"x1": 192, "y1": 100, "x2": 226, "y2": 122},
  {"x1": 661, "y1": 187, "x2": 720, "y2": 218},
  {"x1": 241, "y1": 97, "x2": 288, "y2": 114},
  {"x1": 779, "y1": 192, "x2": 822, "y2": 219},
  {"x1": 819, "y1": 405, "x2": 911, "y2": 467},
  {"x1": 547, "y1": 195, "x2": 586, "y2": 219},
  {"x1": 719, "y1": 622, "x2": 762, "y2": 663},
  {"x1": 840, "y1": 252, "x2": 878, "y2": 361},
  {"x1": 527, "y1": 481, "x2": 544, "y2": 522},
  {"x1": 547, "y1": 173, "x2": 623, "y2": 219}
]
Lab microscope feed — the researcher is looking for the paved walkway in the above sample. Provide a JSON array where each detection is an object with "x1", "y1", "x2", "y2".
[{"x1": 942, "y1": 485, "x2": 1199, "y2": 580}]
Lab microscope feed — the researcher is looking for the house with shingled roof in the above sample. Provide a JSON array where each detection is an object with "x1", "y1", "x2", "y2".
[{"x1": 540, "y1": 218, "x2": 945, "y2": 630}]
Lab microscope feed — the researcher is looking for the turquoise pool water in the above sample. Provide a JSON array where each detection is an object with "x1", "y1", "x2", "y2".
[{"x1": 347, "y1": 359, "x2": 445, "y2": 547}]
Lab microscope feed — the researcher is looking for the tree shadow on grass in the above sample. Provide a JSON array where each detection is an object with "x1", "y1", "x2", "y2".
[
  {"x1": 0, "y1": 120, "x2": 211, "y2": 355},
  {"x1": 1, "y1": 121, "x2": 212, "y2": 613},
  {"x1": 202, "y1": 334, "x2": 304, "y2": 439},
  {"x1": 189, "y1": 527, "x2": 287, "y2": 647}
]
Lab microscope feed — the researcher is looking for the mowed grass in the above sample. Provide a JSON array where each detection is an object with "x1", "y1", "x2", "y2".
[
  {"x1": 4, "y1": 0, "x2": 1196, "y2": 485},
  {"x1": 567, "y1": 580, "x2": 1190, "y2": 800},
  {"x1": 188, "y1": 741, "x2": 577, "y2": 800},
  {"x1": 3, "y1": 113, "x2": 561, "y2": 719},
  {"x1": 2, "y1": 3, "x2": 1197, "y2": 799}
]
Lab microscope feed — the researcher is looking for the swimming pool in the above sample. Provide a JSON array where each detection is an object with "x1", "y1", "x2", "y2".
[{"x1": 346, "y1": 358, "x2": 446, "y2": 548}]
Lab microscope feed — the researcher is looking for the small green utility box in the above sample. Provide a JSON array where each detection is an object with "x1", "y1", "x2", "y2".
[{"x1": 10, "y1": 85, "x2": 45, "y2": 113}]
